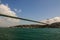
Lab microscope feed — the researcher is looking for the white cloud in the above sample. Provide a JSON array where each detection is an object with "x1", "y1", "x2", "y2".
[
  {"x1": 41, "y1": 17, "x2": 60, "y2": 24},
  {"x1": 14, "y1": 8, "x2": 22, "y2": 13},
  {"x1": 0, "y1": 4, "x2": 20, "y2": 27}
]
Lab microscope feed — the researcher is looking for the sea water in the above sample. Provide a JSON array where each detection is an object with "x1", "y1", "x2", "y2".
[{"x1": 0, "y1": 28, "x2": 60, "y2": 40}]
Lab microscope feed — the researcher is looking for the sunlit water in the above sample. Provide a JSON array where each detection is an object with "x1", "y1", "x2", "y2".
[{"x1": 0, "y1": 28, "x2": 60, "y2": 40}]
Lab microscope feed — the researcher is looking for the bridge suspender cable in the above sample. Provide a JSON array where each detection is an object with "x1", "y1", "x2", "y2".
[{"x1": 0, "y1": 14, "x2": 48, "y2": 25}]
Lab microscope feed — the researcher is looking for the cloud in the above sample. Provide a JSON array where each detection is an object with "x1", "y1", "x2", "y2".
[
  {"x1": 14, "y1": 8, "x2": 22, "y2": 13},
  {"x1": 0, "y1": 4, "x2": 20, "y2": 27},
  {"x1": 41, "y1": 17, "x2": 60, "y2": 24}
]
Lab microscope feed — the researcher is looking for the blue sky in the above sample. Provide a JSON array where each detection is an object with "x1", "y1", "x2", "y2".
[{"x1": 1, "y1": 0, "x2": 60, "y2": 23}]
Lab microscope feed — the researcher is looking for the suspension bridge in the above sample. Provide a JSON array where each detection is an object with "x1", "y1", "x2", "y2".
[{"x1": 0, "y1": 14, "x2": 48, "y2": 28}]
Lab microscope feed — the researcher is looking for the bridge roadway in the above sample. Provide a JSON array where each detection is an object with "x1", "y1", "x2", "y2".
[
  {"x1": 0, "y1": 14, "x2": 49, "y2": 28},
  {"x1": 0, "y1": 14, "x2": 48, "y2": 24}
]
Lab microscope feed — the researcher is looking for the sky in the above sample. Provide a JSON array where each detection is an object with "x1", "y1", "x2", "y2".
[
  {"x1": 1, "y1": 0, "x2": 60, "y2": 20},
  {"x1": 1, "y1": 0, "x2": 60, "y2": 25}
]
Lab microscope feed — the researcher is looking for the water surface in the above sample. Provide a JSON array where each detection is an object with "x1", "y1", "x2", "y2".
[{"x1": 0, "y1": 28, "x2": 60, "y2": 40}]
